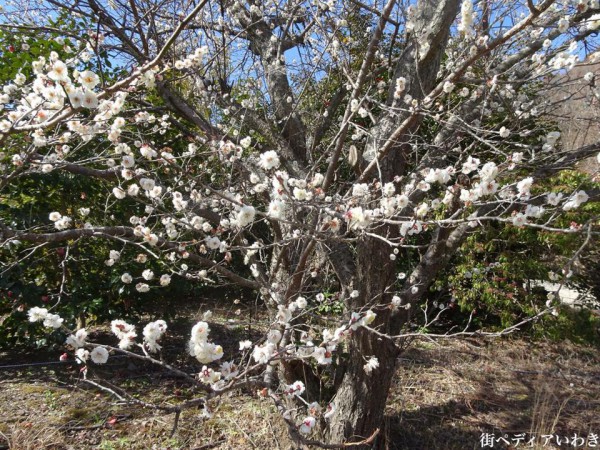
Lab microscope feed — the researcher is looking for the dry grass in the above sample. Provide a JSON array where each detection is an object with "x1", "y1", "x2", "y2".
[
  {"x1": 385, "y1": 339, "x2": 600, "y2": 449},
  {"x1": 1, "y1": 332, "x2": 598, "y2": 449},
  {"x1": 0, "y1": 373, "x2": 289, "y2": 450}
]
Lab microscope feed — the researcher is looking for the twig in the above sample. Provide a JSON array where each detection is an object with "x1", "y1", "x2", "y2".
[
  {"x1": 191, "y1": 440, "x2": 226, "y2": 450},
  {"x1": 302, "y1": 428, "x2": 380, "y2": 449},
  {"x1": 527, "y1": 0, "x2": 540, "y2": 15},
  {"x1": 170, "y1": 410, "x2": 181, "y2": 438},
  {"x1": 59, "y1": 414, "x2": 132, "y2": 431}
]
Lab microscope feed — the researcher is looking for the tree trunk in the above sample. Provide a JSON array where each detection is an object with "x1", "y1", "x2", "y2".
[
  {"x1": 328, "y1": 234, "x2": 400, "y2": 447},
  {"x1": 328, "y1": 327, "x2": 399, "y2": 447},
  {"x1": 327, "y1": 1, "x2": 461, "y2": 444}
]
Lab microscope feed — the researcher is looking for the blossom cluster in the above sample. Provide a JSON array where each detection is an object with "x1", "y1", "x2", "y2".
[
  {"x1": 188, "y1": 321, "x2": 224, "y2": 364},
  {"x1": 28, "y1": 306, "x2": 64, "y2": 329}
]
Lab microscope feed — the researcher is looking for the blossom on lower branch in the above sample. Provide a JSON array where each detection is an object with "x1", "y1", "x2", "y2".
[
  {"x1": 90, "y1": 346, "x2": 109, "y2": 364},
  {"x1": 252, "y1": 342, "x2": 277, "y2": 364},
  {"x1": 27, "y1": 307, "x2": 64, "y2": 329},
  {"x1": 76, "y1": 348, "x2": 90, "y2": 363},
  {"x1": 349, "y1": 309, "x2": 376, "y2": 330},
  {"x1": 143, "y1": 320, "x2": 167, "y2": 352},
  {"x1": 111, "y1": 319, "x2": 137, "y2": 350},
  {"x1": 299, "y1": 416, "x2": 316, "y2": 434},
  {"x1": 65, "y1": 328, "x2": 88, "y2": 349},
  {"x1": 284, "y1": 381, "x2": 305, "y2": 398},
  {"x1": 364, "y1": 356, "x2": 379, "y2": 375},
  {"x1": 197, "y1": 366, "x2": 221, "y2": 385},
  {"x1": 188, "y1": 321, "x2": 224, "y2": 363}
]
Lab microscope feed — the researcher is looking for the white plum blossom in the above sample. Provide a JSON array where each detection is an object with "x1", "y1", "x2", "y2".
[
  {"x1": 400, "y1": 220, "x2": 423, "y2": 236},
  {"x1": 236, "y1": 205, "x2": 256, "y2": 227},
  {"x1": 313, "y1": 346, "x2": 332, "y2": 365},
  {"x1": 258, "y1": 150, "x2": 280, "y2": 170},
  {"x1": 142, "y1": 269, "x2": 154, "y2": 281},
  {"x1": 516, "y1": 177, "x2": 534, "y2": 199},
  {"x1": 558, "y1": 17, "x2": 569, "y2": 33},
  {"x1": 324, "y1": 403, "x2": 336, "y2": 420},
  {"x1": 90, "y1": 346, "x2": 109, "y2": 364},
  {"x1": 512, "y1": 212, "x2": 528, "y2": 227},
  {"x1": 159, "y1": 274, "x2": 171, "y2": 286},
  {"x1": 111, "y1": 319, "x2": 137, "y2": 349},
  {"x1": 479, "y1": 162, "x2": 498, "y2": 181},
  {"x1": 299, "y1": 417, "x2": 316, "y2": 434},
  {"x1": 14, "y1": 73, "x2": 26, "y2": 86},
  {"x1": 394, "y1": 77, "x2": 406, "y2": 98},
  {"x1": 276, "y1": 305, "x2": 292, "y2": 324},
  {"x1": 346, "y1": 207, "x2": 371, "y2": 230},
  {"x1": 397, "y1": 194, "x2": 409, "y2": 209},
  {"x1": 364, "y1": 356, "x2": 379, "y2": 375},
  {"x1": 240, "y1": 136, "x2": 252, "y2": 148},
  {"x1": 352, "y1": 183, "x2": 369, "y2": 197},
  {"x1": 197, "y1": 365, "x2": 221, "y2": 385},
  {"x1": 113, "y1": 187, "x2": 126, "y2": 199},
  {"x1": 458, "y1": 0, "x2": 474, "y2": 35},
  {"x1": 220, "y1": 361, "x2": 239, "y2": 380},
  {"x1": 136, "y1": 283, "x2": 150, "y2": 293},
  {"x1": 293, "y1": 187, "x2": 312, "y2": 201},
  {"x1": 462, "y1": 156, "x2": 480, "y2": 174},
  {"x1": 143, "y1": 320, "x2": 167, "y2": 352},
  {"x1": 563, "y1": 190, "x2": 589, "y2": 210},
  {"x1": 76, "y1": 348, "x2": 90, "y2": 364},
  {"x1": 252, "y1": 342, "x2": 277, "y2": 364},
  {"x1": 189, "y1": 321, "x2": 224, "y2": 364},
  {"x1": 48, "y1": 60, "x2": 69, "y2": 82},
  {"x1": 239, "y1": 340, "x2": 252, "y2": 351},
  {"x1": 284, "y1": 380, "x2": 305, "y2": 398},
  {"x1": 267, "y1": 200, "x2": 286, "y2": 219},
  {"x1": 79, "y1": 70, "x2": 100, "y2": 89},
  {"x1": 267, "y1": 329, "x2": 283, "y2": 344},
  {"x1": 3, "y1": 5, "x2": 600, "y2": 437},
  {"x1": 383, "y1": 182, "x2": 395, "y2": 196},
  {"x1": 43, "y1": 313, "x2": 64, "y2": 329},
  {"x1": 28, "y1": 306, "x2": 48, "y2": 323},
  {"x1": 191, "y1": 321, "x2": 210, "y2": 341},
  {"x1": 361, "y1": 310, "x2": 376, "y2": 327},
  {"x1": 546, "y1": 192, "x2": 563, "y2": 206},
  {"x1": 205, "y1": 236, "x2": 221, "y2": 250},
  {"x1": 295, "y1": 296, "x2": 307, "y2": 309},
  {"x1": 65, "y1": 329, "x2": 88, "y2": 349},
  {"x1": 443, "y1": 81, "x2": 455, "y2": 93},
  {"x1": 140, "y1": 145, "x2": 157, "y2": 159},
  {"x1": 122, "y1": 155, "x2": 135, "y2": 168},
  {"x1": 139, "y1": 178, "x2": 155, "y2": 191},
  {"x1": 416, "y1": 202, "x2": 429, "y2": 217},
  {"x1": 54, "y1": 216, "x2": 72, "y2": 230},
  {"x1": 82, "y1": 89, "x2": 98, "y2": 109},
  {"x1": 525, "y1": 205, "x2": 544, "y2": 218}
]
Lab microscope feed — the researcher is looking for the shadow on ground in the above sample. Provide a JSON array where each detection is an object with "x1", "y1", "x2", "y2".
[{"x1": 383, "y1": 340, "x2": 600, "y2": 450}]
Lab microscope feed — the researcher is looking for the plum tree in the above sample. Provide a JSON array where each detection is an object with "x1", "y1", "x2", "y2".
[{"x1": 0, "y1": 0, "x2": 599, "y2": 447}]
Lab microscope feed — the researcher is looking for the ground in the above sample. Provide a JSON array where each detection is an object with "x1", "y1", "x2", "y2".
[{"x1": 1, "y1": 302, "x2": 599, "y2": 450}]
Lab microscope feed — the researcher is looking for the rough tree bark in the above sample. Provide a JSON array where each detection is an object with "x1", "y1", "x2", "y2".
[
  {"x1": 327, "y1": 0, "x2": 460, "y2": 445},
  {"x1": 327, "y1": 237, "x2": 400, "y2": 446}
]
